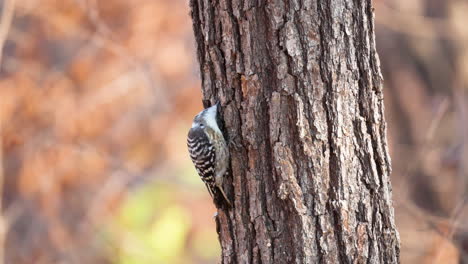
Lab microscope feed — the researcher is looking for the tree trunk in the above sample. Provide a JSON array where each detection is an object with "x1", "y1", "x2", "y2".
[{"x1": 189, "y1": 0, "x2": 400, "y2": 263}]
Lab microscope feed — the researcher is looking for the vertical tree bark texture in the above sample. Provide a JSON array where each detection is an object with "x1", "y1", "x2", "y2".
[{"x1": 189, "y1": 0, "x2": 400, "y2": 263}]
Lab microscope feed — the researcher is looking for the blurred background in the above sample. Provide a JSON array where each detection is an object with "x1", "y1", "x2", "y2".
[{"x1": 0, "y1": 0, "x2": 467, "y2": 263}]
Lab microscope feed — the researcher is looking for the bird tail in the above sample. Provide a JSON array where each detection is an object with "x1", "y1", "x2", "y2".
[{"x1": 205, "y1": 183, "x2": 232, "y2": 209}]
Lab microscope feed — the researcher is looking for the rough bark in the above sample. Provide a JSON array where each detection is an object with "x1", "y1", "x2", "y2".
[{"x1": 189, "y1": 0, "x2": 400, "y2": 263}]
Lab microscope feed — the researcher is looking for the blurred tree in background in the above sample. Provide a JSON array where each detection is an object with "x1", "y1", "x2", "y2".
[{"x1": 0, "y1": 0, "x2": 466, "y2": 263}]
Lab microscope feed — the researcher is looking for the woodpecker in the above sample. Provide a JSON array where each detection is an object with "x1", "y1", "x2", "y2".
[{"x1": 187, "y1": 102, "x2": 231, "y2": 208}]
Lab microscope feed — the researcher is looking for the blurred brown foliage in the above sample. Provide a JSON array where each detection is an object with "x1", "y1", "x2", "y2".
[
  {"x1": 376, "y1": 0, "x2": 468, "y2": 262},
  {"x1": 0, "y1": 0, "x2": 215, "y2": 263},
  {"x1": 0, "y1": 0, "x2": 467, "y2": 263}
]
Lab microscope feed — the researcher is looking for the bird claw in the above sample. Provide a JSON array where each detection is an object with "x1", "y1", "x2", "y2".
[{"x1": 228, "y1": 134, "x2": 243, "y2": 149}]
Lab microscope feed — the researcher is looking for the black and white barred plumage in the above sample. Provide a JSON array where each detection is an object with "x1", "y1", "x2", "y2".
[{"x1": 187, "y1": 102, "x2": 231, "y2": 208}]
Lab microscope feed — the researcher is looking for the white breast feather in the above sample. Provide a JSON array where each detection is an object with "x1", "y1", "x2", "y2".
[{"x1": 203, "y1": 105, "x2": 222, "y2": 134}]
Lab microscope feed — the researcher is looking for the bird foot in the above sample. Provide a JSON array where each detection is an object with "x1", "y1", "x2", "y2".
[{"x1": 228, "y1": 134, "x2": 243, "y2": 149}]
